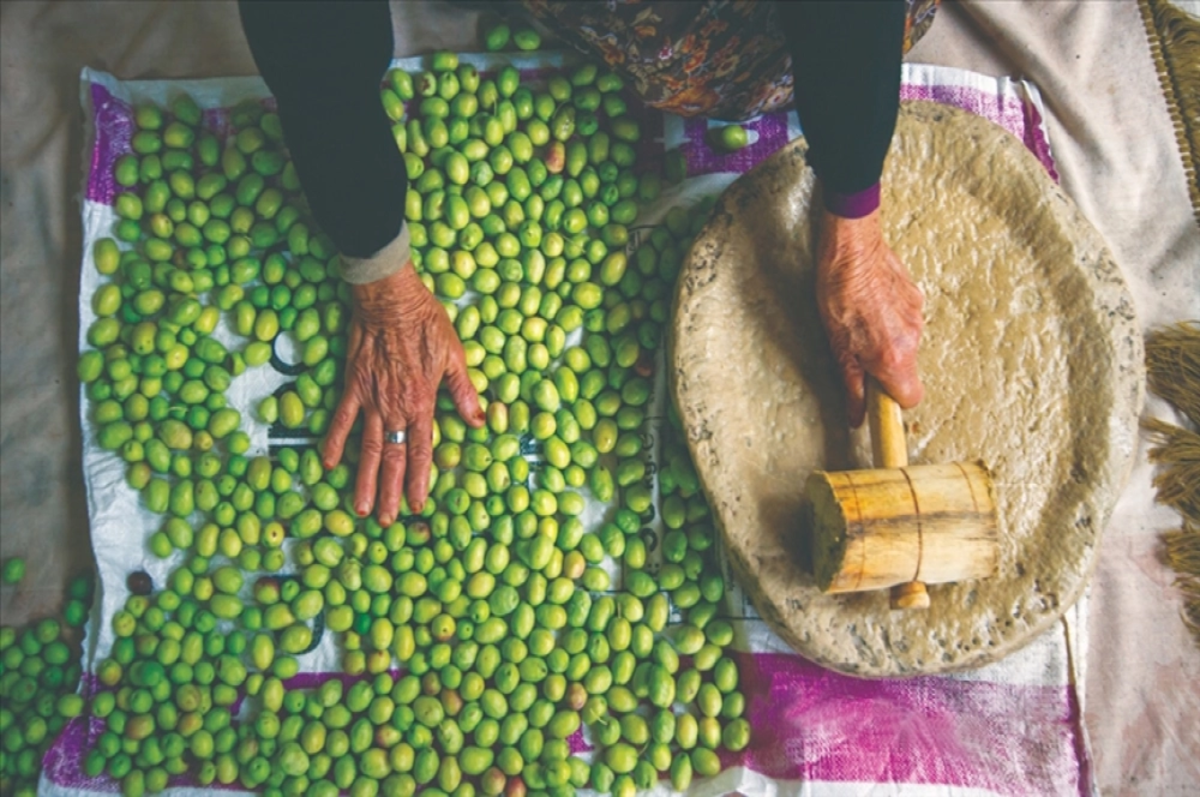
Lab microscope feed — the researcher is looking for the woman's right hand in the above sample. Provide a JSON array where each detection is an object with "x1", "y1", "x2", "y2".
[
  {"x1": 322, "y1": 263, "x2": 484, "y2": 526},
  {"x1": 815, "y1": 207, "x2": 925, "y2": 427}
]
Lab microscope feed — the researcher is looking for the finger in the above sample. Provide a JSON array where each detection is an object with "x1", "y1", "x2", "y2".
[
  {"x1": 406, "y1": 411, "x2": 435, "y2": 513},
  {"x1": 841, "y1": 358, "x2": 867, "y2": 429},
  {"x1": 322, "y1": 388, "x2": 362, "y2": 470},
  {"x1": 445, "y1": 352, "x2": 485, "y2": 427},
  {"x1": 376, "y1": 416, "x2": 407, "y2": 527},
  {"x1": 354, "y1": 413, "x2": 384, "y2": 518}
]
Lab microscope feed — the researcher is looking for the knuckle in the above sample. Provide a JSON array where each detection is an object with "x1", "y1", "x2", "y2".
[
  {"x1": 454, "y1": 376, "x2": 477, "y2": 398},
  {"x1": 412, "y1": 396, "x2": 434, "y2": 417},
  {"x1": 878, "y1": 348, "x2": 908, "y2": 374}
]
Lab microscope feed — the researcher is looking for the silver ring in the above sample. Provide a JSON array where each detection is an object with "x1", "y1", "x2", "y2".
[{"x1": 385, "y1": 430, "x2": 406, "y2": 445}]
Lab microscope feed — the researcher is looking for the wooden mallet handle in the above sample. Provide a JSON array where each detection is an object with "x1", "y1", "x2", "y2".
[{"x1": 866, "y1": 378, "x2": 931, "y2": 610}]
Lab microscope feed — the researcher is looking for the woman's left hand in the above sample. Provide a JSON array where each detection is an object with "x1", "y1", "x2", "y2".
[{"x1": 322, "y1": 263, "x2": 484, "y2": 525}]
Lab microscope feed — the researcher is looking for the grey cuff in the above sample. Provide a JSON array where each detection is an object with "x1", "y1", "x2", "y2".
[{"x1": 337, "y1": 223, "x2": 411, "y2": 285}]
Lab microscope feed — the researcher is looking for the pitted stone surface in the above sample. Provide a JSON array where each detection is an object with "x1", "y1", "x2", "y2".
[{"x1": 671, "y1": 102, "x2": 1144, "y2": 677}]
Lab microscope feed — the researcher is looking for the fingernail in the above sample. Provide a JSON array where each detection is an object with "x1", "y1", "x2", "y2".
[
  {"x1": 412, "y1": 500, "x2": 424, "y2": 513},
  {"x1": 356, "y1": 504, "x2": 369, "y2": 517}
]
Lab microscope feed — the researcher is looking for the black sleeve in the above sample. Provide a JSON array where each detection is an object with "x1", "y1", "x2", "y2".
[
  {"x1": 238, "y1": 0, "x2": 406, "y2": 259},
  {"x1": 778, "y1": 0, "x2": 907, "y2": 197}
]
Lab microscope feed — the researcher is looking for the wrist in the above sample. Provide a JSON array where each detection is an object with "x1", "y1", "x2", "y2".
[
  {"x1": 817, "y1": 207, "x2": 885, "y2": 277},
  {"x1": 823, "y1": 182, "x2": 880, "y2": 220},
  {"x1": 339, "y1": 223, "x2": 412, "y2": 285},
  {"x1": 351, "y1": 261, "x2": 424, "y2": 324}
]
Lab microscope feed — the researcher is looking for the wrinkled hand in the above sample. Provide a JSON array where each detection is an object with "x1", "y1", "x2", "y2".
[
  {"x1": 323, "y1": 263, "x2": 483, "y2": 524},
  {"x1": 815, "y1": 208, "x2": 924, "y2": 428}
]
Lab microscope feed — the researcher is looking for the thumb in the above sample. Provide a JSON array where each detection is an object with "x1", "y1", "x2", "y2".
[{"x1": 445, "y1": 354, "x2": 485, "y2": 427}]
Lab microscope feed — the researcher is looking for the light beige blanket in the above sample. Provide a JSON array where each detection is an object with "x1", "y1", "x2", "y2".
[{"x1": 1, "y1": 1, "x2": 1196, "y2": 792}]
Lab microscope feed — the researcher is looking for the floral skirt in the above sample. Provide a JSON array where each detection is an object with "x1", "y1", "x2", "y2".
[{"x1": 523, "y1": 0, "x2": 940, "y2": 121}]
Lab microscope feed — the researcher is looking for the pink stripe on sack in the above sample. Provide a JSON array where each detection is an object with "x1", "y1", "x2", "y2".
[
  {"x1": 899, "y1": 83, "x2": 1059, "y2": 181},
  {"x1": 725, "y1": 653, "x2": 1085, "y2": 796},
  {"x1": 680, "y1": 81, "x2": 1058, "y2": 181},
  {"x1": 681, "y1": 112, "x2": 793, "y2": 178},
  {"x1": 87, "y1": 85, "x2": 277, "y2": 206},
  {"x1": 44, "y1": 658, "x2": 1083, "y2": 796},
  {"x1": 44, "y1": 671, "x2": 377, "y2": 791},
  {"x1": 87, "y1": 83, "x2": 133, "y2": 205}
]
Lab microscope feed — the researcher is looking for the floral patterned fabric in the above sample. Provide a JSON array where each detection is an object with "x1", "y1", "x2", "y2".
[{"x1": 524, "y1": 0, "x2": 940, "y2": 121}]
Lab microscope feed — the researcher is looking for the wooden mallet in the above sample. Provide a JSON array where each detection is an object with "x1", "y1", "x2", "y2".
[{"x1": 804, "y1": 378, "x2": 1000, "y2": 609}]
